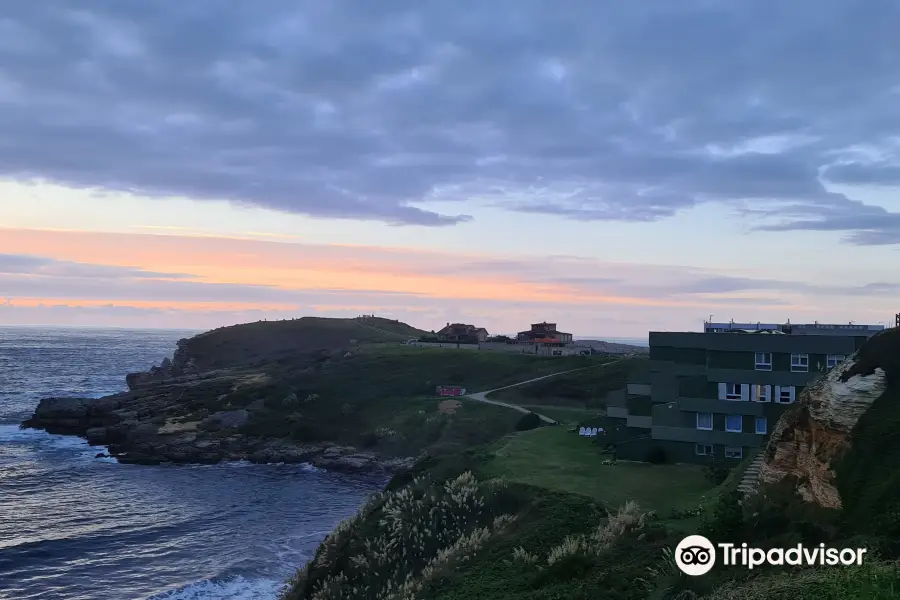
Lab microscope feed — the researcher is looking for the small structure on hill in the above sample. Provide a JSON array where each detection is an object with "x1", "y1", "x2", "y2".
[
  {"x1": 436, "y1": 385, "x2": 467, "y2": 397},
  {"x1": 436, "y1": 323, "x2": 489, "y2": 343}
]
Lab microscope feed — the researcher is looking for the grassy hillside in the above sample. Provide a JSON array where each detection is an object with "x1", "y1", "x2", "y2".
[
  {"x1": 195, "y1": 346, "x2": 599, "y2": 456},
  {"x1": 279, "y1": 329, "x2": 900, "y2": 599},
  {"x1": 352, "y1": 316, "x2": 430, "y2": 338},
  {"x1": 480, "y1": 427, "x2": 711, "y2": 516},
  {"x1": 487, "y1": 358, "x2": 638, "y2": 408},
  {"x1": 281, "y1": 466, "x2": 677, "y2": 600},
  {"x1": 181, "y1": 316, "x2": 426, "y2": 370},
  {"x1": 281, "y1": 452, "x2": 899, "y2": 600}
]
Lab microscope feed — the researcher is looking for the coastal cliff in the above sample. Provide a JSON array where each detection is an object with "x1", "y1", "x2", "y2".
[
  {"x1": 755, "y1": 327, "x2": 899, "y2": 519},
  {"x1": 757, "y1": 354, "x2": 887, "y2": 508},
  {"x1": 21, "y1": 317, "x2": 590, "y2": 473},
  {"x1": 23, "y1": 386, "x2": 415, "y2": 473}
]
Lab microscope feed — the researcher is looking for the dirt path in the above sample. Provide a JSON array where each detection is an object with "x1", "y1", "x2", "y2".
[{"x1": 463, "y1": 361, "x2": 620, "y2": 425}]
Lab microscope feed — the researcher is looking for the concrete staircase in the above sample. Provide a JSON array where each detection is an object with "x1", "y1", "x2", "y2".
[{"x1": 737, "y1": 452, "x2": 765, "y2": 497}]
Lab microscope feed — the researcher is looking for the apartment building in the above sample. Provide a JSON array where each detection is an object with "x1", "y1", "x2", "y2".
[{"x1": 607, "y1": 321, "x2": 885, "y2": 464}]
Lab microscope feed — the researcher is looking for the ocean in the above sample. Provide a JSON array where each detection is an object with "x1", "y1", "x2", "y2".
[{"x1": 0, "y1": 327, "x2": 386, "y2": 600}]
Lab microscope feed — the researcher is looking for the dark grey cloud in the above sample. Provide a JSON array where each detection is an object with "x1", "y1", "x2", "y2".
[{"x1": 2, "y1": 0, "x2": 900, "y2": 237}]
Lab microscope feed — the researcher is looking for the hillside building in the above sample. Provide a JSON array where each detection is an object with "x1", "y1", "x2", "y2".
[
  {"x1": 516, "y1": 322, "x2": 574, "y2": 346},
  {"x1": 607, "y1": 320, "x2": 886, "y2": 464},
  {"x1": 436, "y1": 323, "x2": 489, "y2": 343}
]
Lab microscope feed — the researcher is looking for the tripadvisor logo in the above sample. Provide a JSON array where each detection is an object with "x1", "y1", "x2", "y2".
[{"x1": 674, "y1": 535, "x2": 867, "y2": 576}]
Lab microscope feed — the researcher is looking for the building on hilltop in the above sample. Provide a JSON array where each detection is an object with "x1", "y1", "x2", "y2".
[
  {"x1": 516, "y1": 322, "x2": 574, "y2": 345},
  {"x1": 606, "y1": 319, "x2": 886, "y2": 465},
  {"x1": 436, "y1": 323, "x2": 489, "y2": 343}
]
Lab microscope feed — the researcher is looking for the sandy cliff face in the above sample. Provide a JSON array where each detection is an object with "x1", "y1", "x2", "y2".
[{"x1": 757, "y1": 356, "x2": 886, "y2": 509}]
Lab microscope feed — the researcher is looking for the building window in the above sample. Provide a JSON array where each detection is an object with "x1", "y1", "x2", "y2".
[
  {"x1": 777, "y1": 386, "x2": 795, "y2": 404},
  {"x1": 695, "y1": 444, "x2": 714, "y2": 456},
  {"x1": 791, "y1": 353, "x2": 809, "y2": 372},
  {"x1": 724, "y1": 446, "x2": 743, "y2": 459},
  {"x1": 696, "y1": 412, "x2": 713, "y2": 430},
  {"x1": 753, "y1": 384, "x2": 771, "y2": 402},
  {"x1": 755, "y1": 417, "x2": 767, "y2": 434},
  {"x1": 725, "y1": 383, "x2": 742, "y2": 400},
  {"x1": 754, "y1": 352, "x2": 772, "y2": 371},
  {"x1": 725, "y1": 415, "x2": 742, "y2": 432},
  {"x1": 827, "y1": 355, "x2": 846, "y2": 369}
]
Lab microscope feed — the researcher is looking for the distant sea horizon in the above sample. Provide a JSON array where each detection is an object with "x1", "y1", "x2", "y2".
[
  {"x1": 0, "y1": 325, "x2": 651, "y2": 348},
  {"x1": 575, "y1": 336, "x2": 649, "y2": 347}
]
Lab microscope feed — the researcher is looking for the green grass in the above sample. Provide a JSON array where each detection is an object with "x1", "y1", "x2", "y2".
[
  {"x1": 183, "y1": 316, "x2": 428, "y2": 370},
  {"x1": 284, "y1": 468, "x2": 677, "y2": 600},
  {"x1": 227, "y1": 346, "x2": 602, "y2": 456},
  {"x1": 351, "y1": 315, "x2": 429, "y2": 338},
  {"x1": 517, "y1": 405, "x2": 605, "y2": 425},
  {"x1": 487, "y1": 359, "x2": 635, "y2": 408},
  {"x1": 478, "y1": 427, "x2": 713, "y2": 514}
]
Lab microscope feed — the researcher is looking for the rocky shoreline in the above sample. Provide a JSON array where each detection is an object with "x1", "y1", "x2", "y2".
[{"x1": 22, "y1": 395, "x2": 416, "y2": 474}]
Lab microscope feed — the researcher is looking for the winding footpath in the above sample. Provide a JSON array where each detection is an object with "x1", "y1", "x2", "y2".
[{"x1": 463, "y1": 361, "x2": 620, "y2": 424}]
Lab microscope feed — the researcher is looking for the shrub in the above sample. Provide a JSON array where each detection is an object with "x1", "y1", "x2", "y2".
[
  {"x1": 283, "y1": 472, "x2": 523, "y2": 600},
  {"x1": 515, "y1": 412, "x2": 543, "y2": 431},
  {"x1": 703, "y1": 456, "x2": 732, "y2": 485},
  {"x1": 700, "y1": 490, "x2": 743, "y2": 541}
]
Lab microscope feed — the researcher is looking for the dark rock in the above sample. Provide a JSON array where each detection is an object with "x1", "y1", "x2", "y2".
[
  {"x1": 86, "y1": 427, "x2": 108, "y2": 444},
  {"x1": 94, "y1": 452, "x2": 108, "y2": 458},
  {"x1": 88, "y1": 397, "x2": 121, "y2": 416},
  {"x1": 131, "y1": 423, "x2": 160, "y2": 438},
  {"x1": 199, "y1": 409, "x2": 248, "y2": 431},
  {"x1": 105, "y1": 420, "x2": 138, "y2": 442},
  {"x1": 33, "y1": 397, "x2": 91, "y2": 420},
  {"x1": 126, "y1": 372, "x2": 153, "y2": 390}
]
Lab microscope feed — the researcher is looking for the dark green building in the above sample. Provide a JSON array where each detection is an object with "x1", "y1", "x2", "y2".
[{"x1": 607, "y1": 321, "x2": 886, "y2": 464}]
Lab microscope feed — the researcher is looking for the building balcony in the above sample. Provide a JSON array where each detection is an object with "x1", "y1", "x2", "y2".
[
  {"x1": 651, "y1": 425, "x2": 765, "y2": 448},
  {"x1": 677, "y1": 396, "x2": 767, "y2": 416},
  {"x1": 705, "y1": 368, "x2": 817, "y2": 387}
]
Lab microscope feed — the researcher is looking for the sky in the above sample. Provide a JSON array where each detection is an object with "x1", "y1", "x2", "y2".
[{"x1": 2, "y1": 1, "x2": 900, "y2": 337}]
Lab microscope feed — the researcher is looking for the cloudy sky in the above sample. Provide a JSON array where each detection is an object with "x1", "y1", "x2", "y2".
[{"x1": 2, "y1": 0, "x2": 900, "y2": 336}]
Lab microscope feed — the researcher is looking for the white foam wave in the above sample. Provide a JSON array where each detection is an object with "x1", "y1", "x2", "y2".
[
  {"x1": 0, "y1": 425, "x2": 119, "y2": 463},
  {"x1": 149, "y1": 575, "x2": 284, "y2": 600}
]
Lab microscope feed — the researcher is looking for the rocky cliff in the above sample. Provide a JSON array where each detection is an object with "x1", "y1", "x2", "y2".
[
  {"x1": 22, "y1": 370, "x2": 415, "y2": 474},
  {"x1": 126, "y1": 338, "x2": 196, "y2": 390},
  {"x1": 757, "y1": 337, "x2": 891, "y2": 509}
]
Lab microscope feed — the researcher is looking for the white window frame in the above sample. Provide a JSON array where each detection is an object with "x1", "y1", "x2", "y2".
[
  {"x1": 776, "y1": 386, "x2": 796, "y2": 404},
  {"x1": 724, "y1": 446, "x2": 743, "y2": 459},
  {"x1": 791, "y1": 353, "x2": 809, "y2": 372},
  {"x1": 755, "y1": 416, "x2": 767, "y2": 435},
  {"x1": 725, "y1": 383, "x2": 742, "y2": 401},
  {"x1": 753, "y1": 384, "x2": 771, "y2": 402},
  {"x1": 754, "y1": 352, "x2": 772, "y2": 371},
  {"x1": 826, "y1": 354, "x2": 845, "y2": 369},
  {"x1": 696, "y1": 412, "x2": 713, "y2": 431},
  {"x1": 725, "y1": 414, "x2": 743, "y2": 433},
  {"x1": 695, "y1": 444, "x2": 714, "y2": 456}
]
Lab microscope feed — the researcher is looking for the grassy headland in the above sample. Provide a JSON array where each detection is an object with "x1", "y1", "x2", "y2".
[{"x1": 278, "y1": 326, "x2": 900, "y2": 600}]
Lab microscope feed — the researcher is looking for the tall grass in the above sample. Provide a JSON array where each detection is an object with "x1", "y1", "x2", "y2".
[{"x1": 281, "y1": 472, "x2": 522, "y2": 600}]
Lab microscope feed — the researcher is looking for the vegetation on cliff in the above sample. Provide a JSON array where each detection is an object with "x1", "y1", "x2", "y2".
[
  {"x1": 174, "y1": 316, "x2": 429, "y2": 371},
  {"x1": 23, "y1": 317, "x2": 615, "y2": 469},
  {"x1": 834, "y1": 327, "x2": 900, "y2": 554},
  {"x1": 282, "y1": 327, "x2": 900, "y2": 599}
]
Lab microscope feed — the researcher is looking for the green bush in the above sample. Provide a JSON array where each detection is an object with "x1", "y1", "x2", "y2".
[
  {"x1": 515, "y1": 412, "x2": 543, "y2": 431},
  {"x1": 703, "y1": 456, "x2": 732, "y2": 485}
]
